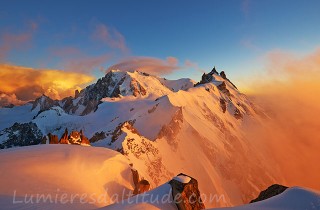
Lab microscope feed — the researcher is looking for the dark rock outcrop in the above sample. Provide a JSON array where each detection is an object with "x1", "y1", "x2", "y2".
[
  {"x1": 138, "y1": 180, "x2": 150, "y2": 193},
  {"x1": 48, "y1": 133, "x2": 59, "y2": 144},
  {"x1": 234, "y1": 108, "x2": 243, "y2": 120},
  {"x1": 217, "y1": 82, "x2": 231, "y2": 97},
  {"x1": 131, "y1": 167, "x2": 139, "y2": 187},
  {"x1": 220, "y1": 71, "x2": 227, "y2": 79},
  {"x1": 4, "y1": 103, "x2": 14, "y2": 108},
  {"x1": 60, "y1": 96, "x2": 78, "y2": 114},
  {"x1": 219, "y1": 71, "x2": 238, "y2": 89},
  {"x1": 0, "y1": 122, "x2": 43, "y2": 149},
  {"x1": 0, "y1": 123, "x2": 90, "y2": 148},
  {"x1": 69, "y1": 130, "x2": 82, "y2": 144},
  {"x1": 133, "y1": 179, "x2": 150, "y2": 195},
  {"x1": 194, "y1": 67, "x2": 238, "y2": 92},
  {"x1": 169, "y1": 173, "x2": 205, "y2": 210},
  {"x1": 220, "y1": 98, "x2": 227, "y2": 113},
  {"x1": 148, "y1": 103, "x2": 159, "y2": 113},
  {"x1": 210, "y1": 66, "x2": 219, "y2": 75},
  {"x1": 111, "y1": 120, "x2": 137, "y2": 143},
  {"x1": 41, "y1": 136, "x2": 47, "y2": 144},
  {"x1": 81, "y1": 100, "x2": 100, "y2": 116},
  {"x1": 130, "y1": 78, "x2": 147, "y2": 97},
  {"x1": 130, "y1": 164, "x2": 150, "y2": 195},
  {"x1": 75, "y1": 89, "x2": 80, "y2": 98},
  {"x1": 31, "y1": 95, "x2": 59, "y2": 113},
  {"x1": 250, "y1": 184, "x2": 288, "y2": 203},
  {"x1": 65, "y1": 71, "x2": 148, "y2": 115},
  {"x1": 47, "y1": 129, "x2": 90, "y2": 145},
  {"x1": 79, "y1": 129, "x2": 90, "y2": 145},
  {"x1": 157, "y1": 108, "x2": 183, "y2": 150},
  {"x1": 194, "y1": 67, "x2": 218, "y2": 86},
  {"x1": 59, "y1": 128, "x2": 69, "y2": 144},
  {"x1": 89, "y1": 131, "x2": 106, "y2": 143}
]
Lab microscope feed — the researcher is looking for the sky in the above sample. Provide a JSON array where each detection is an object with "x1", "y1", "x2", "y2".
[{"x1": 1, "y1": 0, "x2": 320, "y2": 102}]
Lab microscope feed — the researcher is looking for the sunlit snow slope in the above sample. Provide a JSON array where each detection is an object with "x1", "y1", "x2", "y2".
[{"x1": 0, "y1": 145, "x2": 135, "y2": 210}]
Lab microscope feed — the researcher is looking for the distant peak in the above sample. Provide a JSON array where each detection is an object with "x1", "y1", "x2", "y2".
[
  {"x1": 31, "y1": 94, "x2": 58, "y2": 112},
  {"x1": 109, "y1": 69, "x2": 122, "y2": 73},
  {"x1": 209, "y1": 66, "x2": 219, "y2": 75},
  {"x1": 195, "y1": 66, "x2": 238, "y2": 90}
]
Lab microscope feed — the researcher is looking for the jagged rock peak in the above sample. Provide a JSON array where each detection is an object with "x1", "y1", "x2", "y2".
[
  {"x1": 195, "y1": 66, "x2": 238, "y2": 90},
  {"x1": 220, "y1": 71, "x2": 227, "y2": 79},
  {"x1": 210, "y1": 66, "x2": 219, "y2": 75},
  {"x1": 59, "y1": 128, "x2": 69, "y2": 144},
  {"x1": 31, "y1": 94, "x2": 59, "y2": 112},
  {"x1": 195, "y1": 66, "x2": 221, "y2": 86},
  {"x1": 82, "y1": 70, "x2": 148, "y2": 102},
  {"x1": 0, "y1": 122, "x2": 43, "y2": 149},
  {"x1": 75, "y1": 89, "x2": 80, "y2": 98},
  {"x1": 46, "y1": 129, "x2": 90, "y2": 146}
]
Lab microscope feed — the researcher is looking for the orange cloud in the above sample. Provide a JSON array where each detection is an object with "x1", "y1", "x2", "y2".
[
  {"x1": 0, "y1": 93, "x2": 24, "y2": 107},
  {"x1": 0, "y1": 64, "x2": 94, "y2": 104},
  {"x1": 106, "y1": 56, "x2": 180, "y2": 76},
  {"x1": 265, "y1": 48, "x2": 320, "y2": 76},
  {"x1": 92, "y1": 23, "x2": 129, "y2": 53},
  {"x1": 244, "y1": 48, "x2": 320, "y2": 191}
]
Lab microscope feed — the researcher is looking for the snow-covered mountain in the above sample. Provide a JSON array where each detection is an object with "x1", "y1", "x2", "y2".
[
  {"x1": 0, "y1": 67, "x2": 285, "y2": 208},
  {"x1": 61, "y1": 70, "x2": 195, "y2": 116}
]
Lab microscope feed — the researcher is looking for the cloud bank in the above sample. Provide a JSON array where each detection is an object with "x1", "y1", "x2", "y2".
[
  {"x1": 0, "y1": 64, "x2": 94, "y2": 106},
  {"x1": 245, "y1": 48, "x2": 320, "y2": 190}
]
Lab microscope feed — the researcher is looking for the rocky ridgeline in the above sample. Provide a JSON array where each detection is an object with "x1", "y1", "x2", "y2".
[
  {"x1": 29, "y1": 70, "x2": 152, "y2": 116},
  {"x1": 42, "y1": 128, "x2": 90, "y2": 145},
  {"x1": 195, "y1": 66, "x2": 237, "y2": 90},
  {"x1": 196, "y1": 67, "x2": 233, "y2": 97},
  {"x1": 64, "y1": 70, "x2": 148, "y2": 115},
  {"x1": 29, "y1": 67, "x2": 243, "y2": 118},
  {"x1": 0, "y1": 122, "x2": 43, "y2": 149},
  {"x1": 1, "y1": 66, "x2": 257, "y2": 151}
]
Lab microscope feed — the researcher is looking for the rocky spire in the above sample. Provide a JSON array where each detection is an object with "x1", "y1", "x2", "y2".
[
  {"x1": 75, "y1": 89, "x2": 80, "y2": 98},
  {"x1": 220, "y1": 71, "x2": 227, "y2": 79},
  {"x1": 59, "y1": 128, "x2": 69, "y2": 144},
  {"x1": 80, "y1": 129, "x2": 90, "y2": 145},
  {"x1": 48, "y1": 133, "x2": 59, "y2": 144},
  {"x1": 31, "y1": 94, "x2": 59, "y2": 112},
  {"x1": 210, "y1": 66, "x2": 219, "y2": 75}
]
